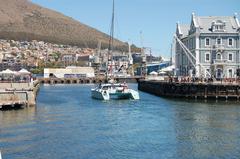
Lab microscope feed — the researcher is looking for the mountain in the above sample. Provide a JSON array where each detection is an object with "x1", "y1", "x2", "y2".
[{"x1": 0, "y1": 0, "x2": 128, "y2": 50}]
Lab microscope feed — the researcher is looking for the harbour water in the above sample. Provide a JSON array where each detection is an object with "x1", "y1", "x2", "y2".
[{"x1": 0, "y1": 84, "x2": 240, "y2": 159}]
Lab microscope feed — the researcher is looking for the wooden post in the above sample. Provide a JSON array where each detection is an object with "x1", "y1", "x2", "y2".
[
  {"x1": 25, "y1": 92, "x2": 29, "y2": 107},
  {"x1": 237, "y1": 87, "x2": 240, "y2": 101},
  {"x1": 204, "y1": 86, "x2": 208, "y2": 99},
  {"x1": 226, "y1": 86, "x2": 228, "y2": 101}
]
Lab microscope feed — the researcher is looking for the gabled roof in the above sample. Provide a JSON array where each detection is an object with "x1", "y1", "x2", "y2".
[
  {"x1": 1, "y1": 69, "x2": 14, "y2": 74},
  {"x1": 18, "y1": 69, "x2": 31, "y2": 74},
  {"x1": 194, "y1": 16, "x2": 239, "y2": 33},
  {"x1": 177, "y1": 24, "x2": 190, "y2": 38}
]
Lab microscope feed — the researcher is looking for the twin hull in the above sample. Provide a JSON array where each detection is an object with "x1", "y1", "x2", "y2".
[{"x1": 91, "y1": 89, "x2": 140, "y2": 100}]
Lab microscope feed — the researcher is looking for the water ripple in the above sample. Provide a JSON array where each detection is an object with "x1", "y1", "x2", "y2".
[{"x1": 0, "y1": 84, "x2": 240, "y2": 159}]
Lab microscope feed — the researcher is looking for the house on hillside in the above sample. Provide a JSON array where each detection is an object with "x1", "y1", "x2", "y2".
[
  {"x1": 0, "y1": 57, "x2": 22, "y2": 71},
  {"x1": 61, "y1": 53, "x2": 76, "y2": 66},
  {"x1": 76, "y1": 54, "x2": 93, "y2": 66},
  {"x1": 175, "y1": 13, "x2": 240, "y2": 78}
]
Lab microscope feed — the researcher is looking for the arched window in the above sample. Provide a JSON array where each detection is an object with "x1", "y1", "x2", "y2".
[
  {"x1": 216, "y1": 38, "x2": 222, "y2": 45},
  {"x1": 205, "y1": 38, "x2": 210, "y2": 46},
  {"x1": 205, "y1": 52, "x2": 210, "y2": 62},
  {"x1": 228, "y1": 38, "x2": 233, "y2": 46},
  {"x1": 216, "y1": 53, "x2": 222, "y2": 60},
  {"x1": 228, "y1": 53, "x2": 233, "y2": 61}
]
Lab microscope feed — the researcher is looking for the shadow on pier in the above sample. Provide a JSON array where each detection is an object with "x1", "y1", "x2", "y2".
[
  {"x1": 0, "y1": 103, "x2": 24, "y2": 111},
  {"x1": 138, "y1": 80, "x2": 240, "y2": 101}
]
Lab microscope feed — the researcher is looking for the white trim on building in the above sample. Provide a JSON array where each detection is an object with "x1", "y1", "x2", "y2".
[
  {"x1": 228, "y1": 52, "x2": 233, "y2": 62},
  {"x1": 216, "y1": 38, "x2": 222, "y2": 45},
  {"x1": 175, "y1": 13, "x2": 240, "y2": 78},
  {"x1": 228, "y1": 68, "x2": 233, "y2": 78},
  {"x1": 205, "y1": 38, "x2": 210, "y2": 47},
  {"x1": 205, "y1": 52, "x2": 210, "y2": 62},
  {"x1": 228, "y1": 38, "x2": 233, "y2": 47},
  {"x1": 216, "y1": 53, "x2": 222, "y2": 60}
]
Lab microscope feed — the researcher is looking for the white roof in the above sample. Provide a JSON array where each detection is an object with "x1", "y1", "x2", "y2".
[
  {"x1": 158, "y1": 71, "x2": 167, "y2": 74},
  {"x1": 149, "y1": 71, "x2": 158, "y2": 75},
  {"x1": 1, "y1": 69, "x2": 14, "y2": 74},
  {"x1": 19, "y1": 69, "x2": 31, "y2": 74},
  {"x1": 161, "y1": 65, "x2": 175, "y2": 72}
]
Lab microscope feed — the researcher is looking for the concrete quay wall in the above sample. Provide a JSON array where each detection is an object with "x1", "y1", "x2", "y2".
[
  {"x1": 138, "y1": 80, "x2": 240, "y2": 100},
  {"x1": 0, "y1": 81, "x2": 40, "y2": 109},
  {"x1": 0, "y1": 83, "x2": 32, "y2": 89}
]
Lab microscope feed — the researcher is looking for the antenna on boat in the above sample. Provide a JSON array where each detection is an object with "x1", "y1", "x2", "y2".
[{"x1": 140, "y1": 31, "x2": 146, "y2": 77}]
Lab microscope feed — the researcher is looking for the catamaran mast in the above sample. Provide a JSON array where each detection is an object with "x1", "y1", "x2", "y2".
[{"x1": 107, "y1": 0, "x2": 115, "y2": 79}]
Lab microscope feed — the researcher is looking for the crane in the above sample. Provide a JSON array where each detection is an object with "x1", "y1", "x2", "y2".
[{"x1": 174, "y1": 34, "x2": 211, "y2": 77}]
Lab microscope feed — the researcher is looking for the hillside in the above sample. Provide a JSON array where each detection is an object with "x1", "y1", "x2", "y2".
[{"x1": 0, "y1": 0, "x2": 128, "y2": 50}]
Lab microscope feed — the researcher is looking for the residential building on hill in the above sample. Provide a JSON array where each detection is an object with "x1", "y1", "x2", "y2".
[
  {"x1": 0, "y1": 57, "x2": 22, "y2": 71},
  {"x1": 175, "y1": 13, "x2": 240, "y2": 79}
]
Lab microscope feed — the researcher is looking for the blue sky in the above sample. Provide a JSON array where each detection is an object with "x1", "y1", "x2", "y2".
[{"x1": 32, "y1": 0, "x2": 239, "y2": 57}]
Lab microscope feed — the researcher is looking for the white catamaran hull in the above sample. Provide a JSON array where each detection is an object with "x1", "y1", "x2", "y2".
[
  {"x1": 91, "y1": 89, "x2": 110, "y2": 100},
  {"x1": 91, "y1": 87, "x2": 139, "y2": 100}
]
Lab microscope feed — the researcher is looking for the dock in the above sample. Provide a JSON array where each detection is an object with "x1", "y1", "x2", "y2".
[
  {"x1": 0, "y1": 81, "x2": 40, "y2": 109},
  {"x1": 38, "y1": 77, "x2": 143, "y2": 84},
  {"x1": 138, "y1": 80, "x2": 240, "y2": 100}
]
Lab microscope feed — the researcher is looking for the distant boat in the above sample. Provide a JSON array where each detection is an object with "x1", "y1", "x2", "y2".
[{"x1": 91, "y1": 0, "x2": 140, "y2": 100}]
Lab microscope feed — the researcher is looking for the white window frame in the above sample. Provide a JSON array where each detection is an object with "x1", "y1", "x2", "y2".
[
  {"x1": 228, "y1": 68, "x2": 233, "y2": 78},
  {"x1": 205, "y1": 68, "x2": 210, "y2": 78},
  {"x1": 205, "y1": 52, "x2": 210, "y2": 62},
  {"x1": 228, "y1": 53, "x2": 233, "y2": 62},
  {"x1": 228, "y1": 38, "x2": 233, "y2": 46},
  {"x1": 216, "y1": 53, "x2": 222, "y2": 60},
  {"x1": 205, "y1": 38, "x2": 210, "y2": 46},
  {"x1": 216, "y1": 38, "x2": 222, "y2": 45}
]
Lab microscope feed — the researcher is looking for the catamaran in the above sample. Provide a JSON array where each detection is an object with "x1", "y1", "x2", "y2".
[
  {"x1": 91, "y1": 0, "x2": 140, "y2": 100},
  {"x1": 91, "y1": 82, "x2": 140, "y2": 100}
]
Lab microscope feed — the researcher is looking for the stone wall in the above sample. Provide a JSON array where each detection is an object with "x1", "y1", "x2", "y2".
[{"x1": 0, "y1": 82, "x2": 39, "y2": 107}]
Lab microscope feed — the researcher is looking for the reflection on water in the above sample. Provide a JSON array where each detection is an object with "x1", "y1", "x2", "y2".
[
  {"x1": 0, "y1": 107, "x2": 36, "y2": 128},
  {"x1": 0, "y1": 84, "x2": 240, "y2": 159}
]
